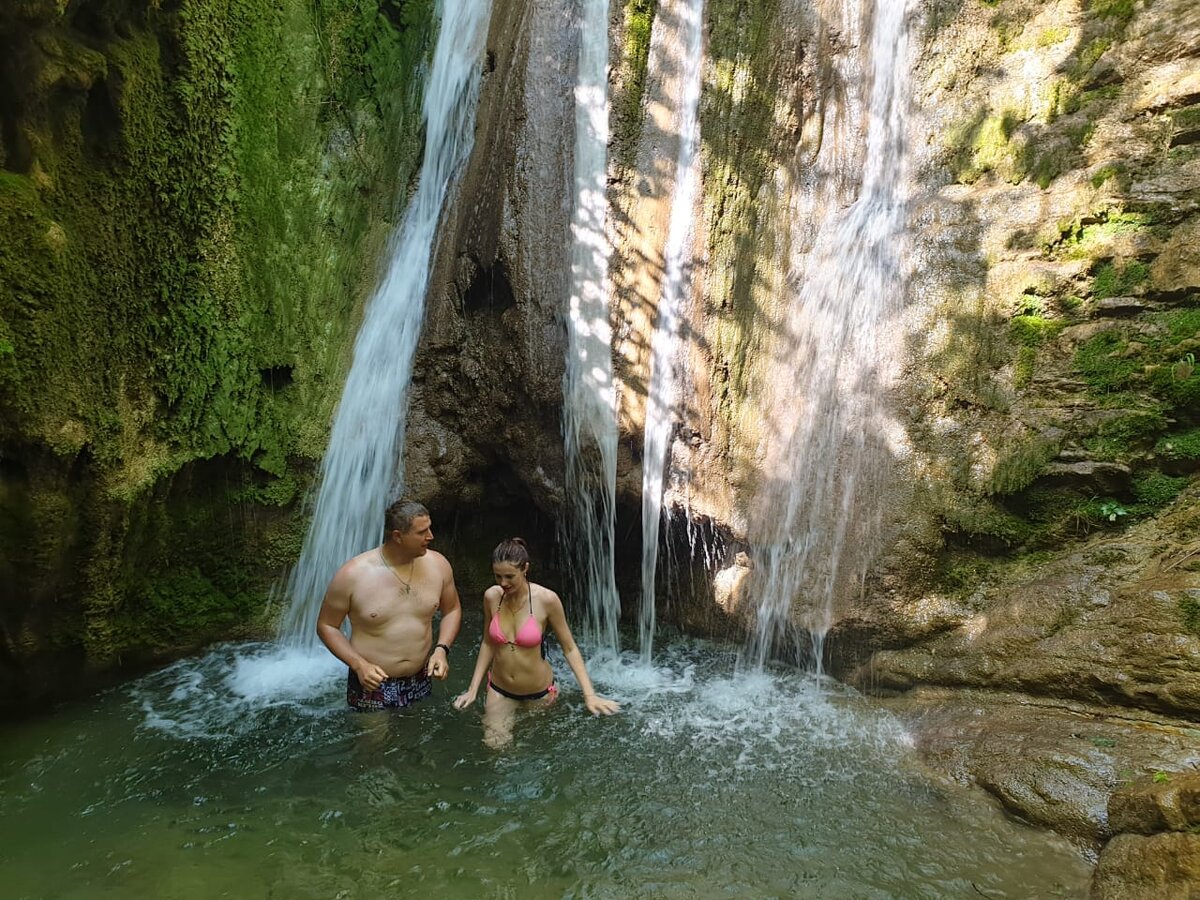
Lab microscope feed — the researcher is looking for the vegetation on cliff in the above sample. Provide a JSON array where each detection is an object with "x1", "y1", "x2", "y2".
[{"x1": 0, "y1": 0, "x2": 434, "y2": 703}]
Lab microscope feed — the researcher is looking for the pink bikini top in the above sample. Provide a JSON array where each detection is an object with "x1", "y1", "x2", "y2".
[{"x1": 488, "y1": 586, "x2": 543, "y2": 648}]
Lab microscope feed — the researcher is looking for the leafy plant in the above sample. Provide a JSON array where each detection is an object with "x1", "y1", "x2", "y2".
[{"x1": 1099, "y1": 500, "x2": 1128, "y2": 522}]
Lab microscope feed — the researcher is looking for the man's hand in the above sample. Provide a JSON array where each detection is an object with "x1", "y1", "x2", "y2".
[
  {"x1": 353, "y1": 661, "x2": 389, "y2": 691},
  {"x1": 427, "y1": 646, "x2": 450, "y2": 680}
]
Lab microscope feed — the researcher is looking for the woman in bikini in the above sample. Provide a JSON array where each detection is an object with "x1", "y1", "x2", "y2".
[{"x1": 452, "y1": 537, "x2": 620, "y2": 746}]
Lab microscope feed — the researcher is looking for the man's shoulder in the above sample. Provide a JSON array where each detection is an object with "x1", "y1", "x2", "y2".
[
  {"x1": 424, "y1": 548, "x2": 453, "y2": 571},
  {"x1": 334, "y1": 548, "x2": 374, "y2": 578}
]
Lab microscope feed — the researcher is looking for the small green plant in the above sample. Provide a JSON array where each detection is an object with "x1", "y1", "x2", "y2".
[
  {"x1": 1152, "y1": 771, "x2": 1171, "y2": 784},
  {"x1": 1099, "y1": 500, "x2": 1128, "y2": 522},
  {"x1": 0, "y1": 339, "x2": 13, "y2": 357},
  {"x1": 1090, "y1": 737, "x2": 1116, "y2": 748}
]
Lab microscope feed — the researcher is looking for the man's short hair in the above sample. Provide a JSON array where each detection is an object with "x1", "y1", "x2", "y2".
[{"x1": 385, "y1": 499, "x2": 429, "y2": 535}]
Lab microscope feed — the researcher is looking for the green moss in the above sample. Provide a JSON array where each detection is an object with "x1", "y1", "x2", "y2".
[
  {"x1": 1036, "y1": 25, "x2": 1071, "y2": 47},
  {"x1": 1171, "y1": 105, "x2": 1200, "y2": 131},
  {"x1": 1014, "y1": 345, "x2": 1037, "y2": 388},
  {"x1": 950, "y1": 109, "x2": 1026, "y2": 183},
  {"x1": 1084, "y1": 409, "x2": 1169, "y2": 459},
  {"x1": 942, "y1": 501, "x2": 1035, "y2": 547},
  {"x1": 701, "y1": 0, "x2": 787, "y2": 488},
  {"x1": 1180, "y1": 595, "x2": 1200, "y2": 636},
  {"x1": 1010, "y1": 314, "x2": 1065, "y2": 389},
  {"x1": 1090, "y1": 163, "x2": 1127, "y2": 189},
  {"x1": 1011, "y1": 315, "x2": 1065, "y2": 346},
  {"x1": 936, "y1": 555, "x2": 995, "y2": 595},
  {"x1": 1131, "y1": 471, "x2": 1189, "y2": 509},
  {"x1": 1054, "y1": 212, "x2": 1155, "y2": 259},
  {"x1": 1164, "y1": 308, "x2": 1200, "y2": 343},
  {"x1": 1156, "y1": 429, "x2": 1200, "y2": 461},
  {"x1": 0, "y1": 0, "x2": 437, "y2": 667},
  {"x1": 1089, "y1": 0, "x2": 1136, "y2": 26},
  {"x1": 1076, "y1": 330, "x2": 1140, "y2": 392},
  {"x1": 116, "y1": 568, "x2": 259, "y2": 651},
  {"x1": 990, "y1": 435, "x2": 1061, "y2": 495},
  {"x1": 1092, "y1": 260, "x2": 1148, "y2": 298},
  {"x1": 611, "y1": 1, "x2": 658, "y2": 172},
  {"x1": 1070, "y1": 37, "x2": 1112, "y2": 78}
]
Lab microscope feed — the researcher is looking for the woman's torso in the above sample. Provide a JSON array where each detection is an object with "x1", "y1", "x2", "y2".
[{"x1": 486, "y1": 582, "x2": 553, "y2": 693}]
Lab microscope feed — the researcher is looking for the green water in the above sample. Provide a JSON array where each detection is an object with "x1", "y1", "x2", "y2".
[{"x1": 0, "y1": 638, "x2": 1089, "y2": 898}]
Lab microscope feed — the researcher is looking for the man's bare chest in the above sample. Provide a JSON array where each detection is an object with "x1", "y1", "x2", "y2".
[{"x1": 351, "y1": 570, "x2": 438, "y2": 628}]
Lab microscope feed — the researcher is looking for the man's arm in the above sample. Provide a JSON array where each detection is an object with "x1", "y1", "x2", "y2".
[
  {"x1": 316, "y1": 566, "x2": 388, "y2": 690},
  {"x1": 426, "y1": 554, "x2": 462, "y2": 679}
]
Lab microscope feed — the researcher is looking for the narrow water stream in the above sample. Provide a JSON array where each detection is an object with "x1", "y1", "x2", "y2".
[{"x1": 0, "y1": 637, "x2": 1089, "y2": 898}]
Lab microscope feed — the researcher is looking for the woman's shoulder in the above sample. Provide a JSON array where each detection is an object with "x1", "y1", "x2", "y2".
[{"x1": 531, "y1": 583, "x2": 562, "y2": 608}]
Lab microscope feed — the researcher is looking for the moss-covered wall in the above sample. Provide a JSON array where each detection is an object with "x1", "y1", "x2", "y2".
[
  {"x1": 0, "y1": 0, "x2": 435, "y2": 712},
  {"x1": 904, "y1": 0, "x2": 1200, "y2": 594}
]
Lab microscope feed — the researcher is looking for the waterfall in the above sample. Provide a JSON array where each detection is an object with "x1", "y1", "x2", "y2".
[
  {"x1": 562, "y1": 0, "x2": 620, "y2": 653},
  {"x1": 639, "y1": 0, "x2": 706, "y2": 664},
  {"x1": 746, "y1": 0, "x2": 914, "y2": 671},
  {"x1": 277, "y1": 0, "x2": 494, "y2": 648}
]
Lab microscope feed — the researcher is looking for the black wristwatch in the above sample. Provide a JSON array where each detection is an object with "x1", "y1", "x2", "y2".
[{"x1": 434, "y1": 643, "x2": 451, "y2": 656}]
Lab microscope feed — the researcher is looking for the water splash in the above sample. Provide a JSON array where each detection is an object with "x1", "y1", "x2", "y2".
[
  {"x1": 276, "y1": 0, "x2": 495, "y2": 650},
  {"x1": 746, "y1": 0, "x2": 915, "y2": 671},
  {"x1": 562, "y1": 0, "x2": 619, "y2": 653},
  {"x1": 639, "y1": 0, "x2": 706, "y2": 664}
]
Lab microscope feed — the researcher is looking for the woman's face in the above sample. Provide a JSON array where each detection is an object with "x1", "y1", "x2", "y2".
[{"x1": 493, "y1": 561, "x2": 528, "y2": 595}]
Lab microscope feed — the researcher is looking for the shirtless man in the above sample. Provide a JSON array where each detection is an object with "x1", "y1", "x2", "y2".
[{"x1": 316, "y1": 499, "x2": 462, "y2": 711}]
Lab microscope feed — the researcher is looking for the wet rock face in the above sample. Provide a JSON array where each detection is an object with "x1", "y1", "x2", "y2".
[
  {"x1": 879, "y1": 688, "x2": 1200, "y2": 852},
  {"x1": 1093, "y1": 833, "x2": 1200, "y2": 900},
  {"x1": 825, "y1": 0, "x2": 1200, "y2": 710},
  {"x1": 406, "y1": 0, "x2": 574, "y2": 525},
  {"x1": 834, "y1": 484, "x2": 1200, "y2": 720},
  {"x1": 1096, "y1": 775, "x2": 1200, "y2": 896},
  {"x1": 1108, "y1": 773, "x2": 1200, "y2": 835}
]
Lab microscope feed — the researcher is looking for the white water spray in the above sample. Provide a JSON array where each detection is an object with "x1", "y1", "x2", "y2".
[
  {"x1": 278, "y1": 0, "x2": 494, "y2": 649},
  {"x1": 747, "y1": 0, "x2": 914, "y2": 671},
  {"x1": 562, "y1": 0, "x2": 620, "y2": 653},
  {"x1": 639, "y1": 0, "x2": 706, "y2": 664}
]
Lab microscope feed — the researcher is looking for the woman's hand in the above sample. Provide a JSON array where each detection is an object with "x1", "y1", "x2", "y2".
[
  {"x1": 452, "y1": 689, "x2": 477, "y2": 710},
  {"x1": 584, "y1": 694, "x2": 621, "y2": 716}
]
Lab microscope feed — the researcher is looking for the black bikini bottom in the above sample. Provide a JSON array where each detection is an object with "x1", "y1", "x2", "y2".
[{"x1": 487, "y1": 675, "x2": 558, "y2": 701}]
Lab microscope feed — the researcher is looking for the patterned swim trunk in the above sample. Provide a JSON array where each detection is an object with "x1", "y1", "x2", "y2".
[{"x1": 346, "y1": 670, "x2": 432, "y2": 711}]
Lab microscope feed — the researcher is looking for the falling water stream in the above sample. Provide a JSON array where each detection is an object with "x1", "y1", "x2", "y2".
[
  {"x1": 277, "y1": 0, "x2": 494, "y2": 650},
  {"x1": 639, "y1": 0, "x2": 706, "y2": 664},
  {"x1": 747, "y1": 0, "x2": 914, "y2": 671},
  {"x1": 562, "y1": 0, "x2": 621, "y2": 654}
]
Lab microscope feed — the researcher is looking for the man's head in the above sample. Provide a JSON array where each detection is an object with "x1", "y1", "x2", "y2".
[{"x1": 385, "y1": 499, "x2": 432, "y2": 556}]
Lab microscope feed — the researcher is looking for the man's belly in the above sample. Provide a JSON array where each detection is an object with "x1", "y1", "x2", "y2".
[{"x1": 350, "y1": 620, "x2": 431, "y2": 677}]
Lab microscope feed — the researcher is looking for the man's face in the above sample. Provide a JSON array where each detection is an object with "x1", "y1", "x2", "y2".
[{"x1": 395, "y1": 515, "x2": 433, "y2": 556}]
